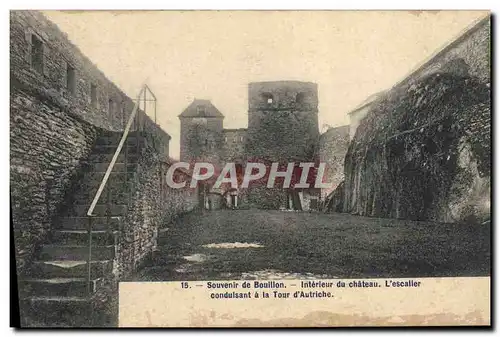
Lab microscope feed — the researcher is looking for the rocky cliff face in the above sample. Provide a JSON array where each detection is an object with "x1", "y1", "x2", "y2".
[{"x1": 343, "y1": 70, "x2": 490, "y2": 223}]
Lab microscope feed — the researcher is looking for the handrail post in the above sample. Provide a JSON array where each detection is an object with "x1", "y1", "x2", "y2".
[
  {"x1": 87, "y1": 215, "x2": 93, "y2": 297},
  {"x1": 154, "y1": 96, "x2": 157, "y2": 124}
]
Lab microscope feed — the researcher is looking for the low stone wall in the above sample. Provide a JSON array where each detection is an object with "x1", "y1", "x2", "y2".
[{"x1": 116, "y1": 147, "x2": 199, "y2": 278}]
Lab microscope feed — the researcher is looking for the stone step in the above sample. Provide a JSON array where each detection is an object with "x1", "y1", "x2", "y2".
[
  {"x1": 86, "y1": 153, "x2": 139, "y2": 164},
  {"x1": 30, "y1": 260, "x2": 113, "y2": 278},
  {"x1": 58, "y1": 216, "x2": 122, "y2": 231},
  {"x1": 71, "y1": 184, "x2": 130, "y2": 205},
  {"x1": 67, "y1": 204, "x2": 128, "y2": 217},
  {"x1": 72, "y1": 173, "x2": 136, "y2": 201},
  {"x1": 157, "y1": 229, "x2": 184, "y2": 246},
  {"x1": 72, "y1": 189, "x2": 129, "y2": 205},
  {"x1": 93, "y1": 145, "x2": 142, "y2": 155},
  {"x1": 52, "y1": 230, "x2": 116, "y2": 246},
  {"x1": 96, "y1": 131, "x2": 143, "y2": 144},
  {"x1": 95, "y1": 136, "x2": 144, "y2": 146},
  {"x1": 82, "y1": 171, "x2": 136, "y2": 187},
  {"x1": 20, "y1": 277, "x2": 103, "y2": 297},
  {"x1": 21, "y1": 296, "x2": 94, "y2": 327},
  {"x1": 39, "y1": 245, "x2": 115, "y2": 261},
  {"x1": 158, "y1": 228, "x2": 170, "y2": 238},
  {"x1": 157, "y1": 233, "x2": 173, "y2": 246},
  {"x1": 85, "y1": 162, "x2": 137, "y2": 173}
]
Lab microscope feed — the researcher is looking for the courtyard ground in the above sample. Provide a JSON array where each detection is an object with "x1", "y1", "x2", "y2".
[{"x1": 132, "y1": 209, "x2": 490, "y2": 281}]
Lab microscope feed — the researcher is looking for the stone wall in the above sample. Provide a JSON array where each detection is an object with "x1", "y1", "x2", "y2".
[
  {"x1": 342, "y1": 16, "x2": 490, "y2": 223},
  {"x1": 10, "y1": 87, "x2": 99, "y2": 273},
  {"x1": 246, "y1": 81, "x2": 319, "y2": 163},
  {"x1": 319, "y1": 125, "x2": 349, "y2": 198},
  {"x1": 179, "y1": 117, "x2": 223, "y2": 165},
  {"x1": 117, "y1": 146, "x2": 198, "y2": 278},
  {"x1": 245, "y1": 186, "x2": 288, "y2": 210},
  {"x1": 10, "y1": 10, "x2": 171, "y2": 274},
  {"x1": 221, "y1": 128, "x2": 247, "y2": 163},
  {"x1": 244, "y1": 81, "x2": 319, "y2": 208}
]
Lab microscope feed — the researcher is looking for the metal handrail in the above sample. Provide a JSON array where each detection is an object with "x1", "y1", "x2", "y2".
[
  {"x1": 87, "y1": 84, "x2": 146, "y2": 217},
  {"x1": 85, "y1": 84, "x2": 147, "y2": 302},
  {"x1": 144, "y1": 84, "x2": 157, "y2": 123}
]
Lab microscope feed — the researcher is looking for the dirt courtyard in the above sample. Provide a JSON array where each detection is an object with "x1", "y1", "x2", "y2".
[{"x1": 133, "y1": 209, "x2": 490, "y2": 281}]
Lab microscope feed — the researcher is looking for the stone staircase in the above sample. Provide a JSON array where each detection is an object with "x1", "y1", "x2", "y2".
[{"x1": 19, "y1": 130, "x2": 144, "y2": 327}]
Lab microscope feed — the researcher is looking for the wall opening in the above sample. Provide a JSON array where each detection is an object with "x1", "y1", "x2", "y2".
[
  {"x1": 260, "y1": 92, "x2": 274, "y2": 104},
  {"x1": 31, "y1": 34, "x2": 44, "y2": 74},
  {"x1": 108, "y1": 98, "x2": 114, "y2": 115},
  {"x1": 66, "y1": 63, "x2": 76, "y2": 95},
  {"x1": 90, "y1": 84, "x2": 97, "y2": 109}
]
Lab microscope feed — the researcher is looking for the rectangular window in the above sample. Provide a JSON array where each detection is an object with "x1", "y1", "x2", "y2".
[
  {"x1": 31, "y1": 34, "x2": 44, "y2": 74},
  {"x1": 108, "y1": 98, "x2": 114, "y2": 114},
  {"x1": 197, "y1": 105, "x2": 206, "y2": 116},
  {"x1": 90, "y1": 84, "x2": 97, "y2": 108},
  {"x1": 66, "y1": 63, "x2": 76, "y2": 95}
]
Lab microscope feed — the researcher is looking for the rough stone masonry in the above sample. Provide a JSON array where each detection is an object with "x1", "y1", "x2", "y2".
[{"x1": 10, "y1": 10, "x2": 193, "y2": 277}]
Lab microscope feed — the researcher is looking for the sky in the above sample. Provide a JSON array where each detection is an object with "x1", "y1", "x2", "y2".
[{"x1": 43, "y1": 10, "x2": 487, "y2": 159}]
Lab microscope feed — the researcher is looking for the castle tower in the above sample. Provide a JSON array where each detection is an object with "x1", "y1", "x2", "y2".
[
  {"x1": 246, "y1": 81, "x2": 320, "y2": 163},
  {"x1": 244, "y1": 81, "x2": 320, "y2": 209},
  {"x1": 179, "y1": 99, "x2": 224, "y2": 165}
]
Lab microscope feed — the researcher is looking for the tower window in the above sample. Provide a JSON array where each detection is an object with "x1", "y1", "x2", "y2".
[
  {"x1": 260, "y1": 92, "x2": 274, "y2": 105},
  {"x1": 31, "y1": 34, "x2": 44, "y2": 74},
  {"x1": 66, "y1": 63, "x2": 76, "y2": 95},
  {"x1": 90, "y1": 84, "x2": 97, "y2": 108},
  {"x1": 197, "y1": 105, "x2": 206, "y2": 116}
]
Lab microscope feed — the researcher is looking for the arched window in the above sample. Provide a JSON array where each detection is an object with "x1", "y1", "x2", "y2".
[{"x1": 260, "y1": 92, "x2": 274, "y2": 104}]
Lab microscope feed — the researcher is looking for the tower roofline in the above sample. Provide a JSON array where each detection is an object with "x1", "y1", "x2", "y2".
[{"x1": 178, "y1": 99, "x2": 225, "y2": 118}]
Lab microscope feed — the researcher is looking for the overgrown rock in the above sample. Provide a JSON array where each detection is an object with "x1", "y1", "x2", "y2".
[{"x1": 343, "y1": 70, "x2": 490, "y2": 223}]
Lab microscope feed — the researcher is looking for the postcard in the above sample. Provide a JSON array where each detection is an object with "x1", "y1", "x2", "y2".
[{"x1": 10, "y1": 10, "x2": 491, "y2": 327}]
